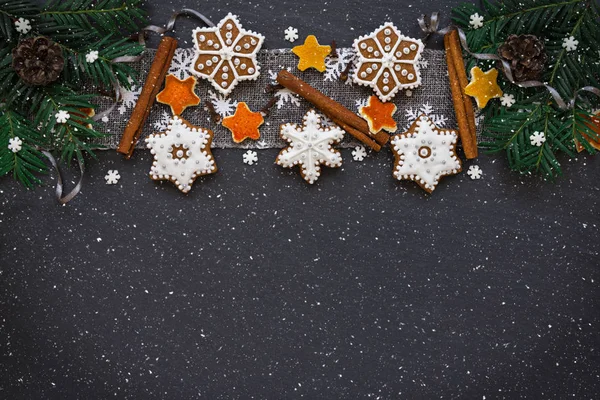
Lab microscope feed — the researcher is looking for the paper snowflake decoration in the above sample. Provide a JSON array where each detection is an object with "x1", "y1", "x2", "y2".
[
  {"x1": 146, "y1": 116, "x2": 217, "y2": 193},
  {"x1": 352, "y1": 22, "x2": 424, "y2": 102},
  {"x1": 352, "y1": 145, "x2": 367, "y2": 162},
  {"x1": 276, "y1": 110, "x2": 344, "y2": 184},
  {"x1": 284, "y1": 26, "x2": 299, "y2": 42},
  {"x1": 85, "y1": 50, "x2": 99, "y2": 63},
  {"x1": 104, "y1": 170, "x2": 121, "y2": 185},
  {"x1": 500, "y1": 93, "x2": 515, "y2": 108},
  {"x1": 15, "y1": 18, "x2": 31, "y2": 34},
  {"x1": 190, "y1": 13, "x2": 265, "y2": 97},
  {"x1": 562, "y1": 36, "x2": 578, "y2": 52},
  {"x1": 467, "y1": 165, "x2": 482, "y2": 180},
  {"x1": 8, "y1": 137, "x2": 22, "y2": 153},
  {"x1": 405, "y1": 103, "x2": 448, "y2": 129},
  {"x1": 208, "y1": 90, "x2": 238, "y2": 117},
  {"x1": 469, "y1": 13, "x2": 484, "y2": 29},
  {"x1": 530, "y1": 131, "x2": 546, "y2": 147},
  {"x1": 55, "y1": 110, "x2": 70, "y2": 123},
  {"x1": 243, "y1": 150, "x2": 258, "y2": 165},
  {"x1": 390, "y1": 115, "x2": 462, "y2": 193}
]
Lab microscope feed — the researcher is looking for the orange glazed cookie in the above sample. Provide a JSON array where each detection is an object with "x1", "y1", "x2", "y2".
[
  {"x1": 292, "y1": 35, "x2": 331, "y2": 72},
  {"x1": 358, "y1": 95, "x2": 398, "y2": 134},
  {"x1": 464, "y1": 66, "x2": 503, "y2": 109},
  {"x1": 156, "y1": 74, "x2": 201, "y2": 115},
  {"x1": 221, "y1": 102, "x2": 264, "y2": 143}
]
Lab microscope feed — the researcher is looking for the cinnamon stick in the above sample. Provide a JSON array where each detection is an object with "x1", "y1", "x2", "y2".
[
  {"x1": 276, "y1": 70, "x2": 389, "y2": 151},
  {"x1": 117, "y1": 36, "x2": 178, "y2": 158},
  {"x1": 444, "y1": 30, "x2": 478, "y2": 159}
]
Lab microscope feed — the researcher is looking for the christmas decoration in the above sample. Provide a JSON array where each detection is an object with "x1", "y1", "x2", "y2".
[
  {"x1": 8, "y1": 137, "x2": 22, "y2": 153},
  {"x1": 390, "y1": 115, "x2": 461, "y2": 193},
  {"x1": 358, "y1": 95, "x2": 398, "y2": 134},
  {"x1": 243, "y1": 150, "x2": 258, "y2": 165},
  {"x1": 156, "y1": 74, "x2": 201, "y2": 116},
  {"x1": 469, "y1": 13, "x2": 484, "y2": 29},
  {"x1": 221, "y1": 102, "x2": 264, "y2": 143},
  {"x1": 464, "y1": 67, "x2": 503, "y2": 109},
  {"x1": 500, "y1": 93, "x2": 515, "y2": 108},
  {"x1": 284, "y1": 27, "x2": 299, "y2": 43},
  {"x1": 530, "y1": 131, "x2": 546, "y2": 147},
  {"x1": 352, "y1": 146, "x2": 367, "y2": 162},
  {"x1": 453, "y1": 0, "x2": 600, "y2": 179},
  {"x1": 497, "y1": 34, "x2": 547, "y2": 82},
  {"x1": 0, "y1": 0, "x2": 146, "y2": 188},
  {"x1": 352, "y1": 23, "x2": 424, "y2": 102},
  {"x1": 292, "y1": 35, "x2": 332, "y2": 73},
  {"x1": 467, "y1": 165, "x2": 482, "y2": 180},
  {"x1": 276, "y1": 110, "x2": 344, "y2": 184},
  {"x1": 145, "y1": 116, "x2": 217, "y2": 193},
  {"x1": 104, "y1": 170, "x2": 121, "y2": 185},
  {"x1": 190, "y1": 13, "x2": 265, "y2": 96}
]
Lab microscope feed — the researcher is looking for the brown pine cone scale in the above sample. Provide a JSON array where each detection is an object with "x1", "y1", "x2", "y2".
[{"x1": 497, "y1": 34, "x2": 547, "y2": 82}]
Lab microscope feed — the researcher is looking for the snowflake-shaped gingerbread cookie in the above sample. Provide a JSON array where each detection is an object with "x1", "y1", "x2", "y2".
[
  {"x1": 352, "y1": 22, "x2": 424, "y2": 102},
  {"x1": 145, "y1": 116, "x2": 217, "y2": 193},
  {"x1": 390, "y1": 115, "x2": 462, "y2": 193},
  {"x1": 190, "y1": 13, "x2": 265, "y2": 97},
  {"x1": 276, "y1": 110, "x2": 344, "y2": 184}
]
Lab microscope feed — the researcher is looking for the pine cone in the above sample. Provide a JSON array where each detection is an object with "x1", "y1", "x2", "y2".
[
  {"x1": 497, "y1": 34, "x2": 547, "y2": 82},
  {"x1": 12, "y1": 37, "x2": 65, "y2": 86}
]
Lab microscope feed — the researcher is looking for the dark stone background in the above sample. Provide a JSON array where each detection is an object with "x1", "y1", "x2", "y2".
[{"x1": 1, "y1": 1, "x2": 599, "y2": 399}]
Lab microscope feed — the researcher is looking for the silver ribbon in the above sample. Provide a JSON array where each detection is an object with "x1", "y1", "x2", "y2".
[
  {"x1": 418, "y1": 12, "x2": 600, "y2": 110},
  {"x1": 42, "y1": 151, "x2": 84, "y2": 205}
]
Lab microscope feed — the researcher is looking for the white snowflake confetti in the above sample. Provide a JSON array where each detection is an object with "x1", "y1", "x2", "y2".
[
  {"x1": 284, "y1": 26, "x2": 299, "y2": 43},
  {"x1": 15, "y1": 18, "x2": 31, "y2": 34},
  {"x1": 352, "y1": 145, "x2": 367, "y2": 162},
  {"x1": 390, "y1": 115, "x2": 462, "y2": 193},
  {"x1": 500, "y1": 93, "x2": 515, "y2": 108},
  {"x1": 405, "y1": 103, "x2": 448, "y2": 129},
  {"x1": 85, "y1": 50, "x2": 99, "y2": 63},
  {"x1": 469, "y1": 13, "x2": 484, "y2": 29},
  {"x1": 168, "y1": 48, "x2": 195, "y2": 79},
  {"x1": 207, "y1": 90, "x2": 238, "y2": 117},
  {"x1": 153, "y1": 110, "x2": 172, "y2": 131},
  {"x1": 324, "y1": 48, "x2": 356, "y2": 84},
  {"x1": 8, "y1": 137, "x2": 22, "y2": 153},
  {"x1": 562, "y1": 36, "x2": 578, "y2": 52},
  {"x1": 276, "y1": 110, "x2": 344, "y2": 184},
  {"x1": 530, "y1": 131, "x2": 546, "y2": 147},
  {"x1": 118, "y1": 84, "x2": 141, "y2": 115},
  {"x1": 55, "y1": 110, "x2": 70, "y2": 123},
  {"x1": 355, "y1": 98, "x2": 369, "y2": 112},
  {"x1": 243, "y1": 150, "x2": 258, "y2": 165},
  {"x1": 467, "y1": 165, "x2": 482, "y2": 180},
  {"x1": 104, "y1": 170, "x2": 121, "y2": 185}
]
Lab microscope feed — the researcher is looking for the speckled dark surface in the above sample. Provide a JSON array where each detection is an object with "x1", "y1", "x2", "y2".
[{"x1": 1, "y1": 1, "x2": 600, "y2": 399}]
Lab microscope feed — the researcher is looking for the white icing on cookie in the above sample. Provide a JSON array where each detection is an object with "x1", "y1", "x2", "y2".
[
  {"x1": 145, "y1": 116, "x2": 217, "y2": 193},
  {"x1": 390, "y1": 115, "x2": 461, "y2": 192},
  {"x1": 276, "y1": 110, "x2": 344, "y2": 184}
]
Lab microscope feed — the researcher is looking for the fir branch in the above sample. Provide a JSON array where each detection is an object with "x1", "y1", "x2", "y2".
[{"x1": 0, "y1": 0, "x2": 39, "y2": 41}]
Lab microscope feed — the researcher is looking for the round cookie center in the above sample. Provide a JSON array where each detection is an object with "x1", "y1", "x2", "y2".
[
  {"x1": 382, "y1": 53, "x2": 395, "y2": 69},
  {"x1": 418, "y1": 146, "x2": 431, "y2": 159},
  {"x1": 171, "y1": 144, "x2": 189, "y2": 160},
  {"x1": 220, "y1": 47, "x2": 235, "y2": 61}
]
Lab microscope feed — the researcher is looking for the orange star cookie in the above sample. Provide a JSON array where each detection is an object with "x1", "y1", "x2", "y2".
[
  {"x1": 292, "y1": 35, "x2": 331, "y2": 72},
  {"x1": 222, "y1": 102, "x2": 264, "y2": 143},
  {"x1": 464, "y1": 66, "x2": 503, "y2": 109},
  {"x1": 156, "y1": 74, "x2": 201, "y2": 115},
  {"x1": 359, "y1": 95, "x2": 398, "y2": 134},
  {"x1": 575, "y1": 110, "x2": 600, "y2": 152}
]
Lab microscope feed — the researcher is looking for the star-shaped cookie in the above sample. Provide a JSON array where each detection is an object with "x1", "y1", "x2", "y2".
[
  {"x1": 358, "y1": 95, "x2": 398, "y2": 134},
  {"x1": 190, "y1": 13, "x2": 265, "y2": 96},
  {"x1": 464, "y1": 66, "x2": 503, "y2": 108},
  {"x1": 145, "y1": 116, "x2": 217, "y2": 193},
  {"x1": 156, "y1": 74, "x2": 201, "y2": 115},
  {"x1": 222, "y1": 102, "x2": 264, "y2": 143},
  {"x1": 292, "y1": 35, "x2": 332, "y2": 72},
  {"x1": 390, "y1": 115, "x2": 462, "y2": 193}
]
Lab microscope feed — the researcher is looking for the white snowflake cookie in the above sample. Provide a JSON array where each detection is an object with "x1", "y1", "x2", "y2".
[
  {"x1": 145, "y1": 116, "x2": 217, "y2": 193},
  {"x1": 352, "y1": 145, "x2": 367, "y2": 162},
  {"x1": 105, "y1": 170, "x2": 121, "y2": 185},
  {"x1": 8, "y1": 137, "x2": 22, "y2": 153},
  {"x1": 15, "y1": 18, "x2": 31, "y2": 34},
  {"x1": 530, "y1": 131, "x2": 546, "y2": 147},
  {"x1": 469, "y1": 13, "x2": 484, "y2": 29},
  {"x1": 390, "y1": 115, "x2": 462, "y2": 193},
  {"x1": 276, "y1": 110, "x2": 344, "y2": 184},
  {"x1": 190, "y1": 13, "x2": 265, "y2": 97},
  {"x1": 467, "y1": 165, "x2": 482, "y2": 180},
  {"x1": 284, "y1": 27, "x2": 299, "y2": 43},
  {"x1": 243, "y1": 150, "x2": 258, "y2": 165},
  {"x1": 352, "y1": 22, "x2": 424, "y2": 102},
  {"x1": 562, "y1": 36, "x2": 578, "y2": 52}
]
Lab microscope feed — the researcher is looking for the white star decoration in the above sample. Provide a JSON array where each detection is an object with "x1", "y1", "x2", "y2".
[
  {"x1": 145, "y1": 116, "x2": 217, "y2": 193},
  {"x1": 562, "y1": 36, "x2": 578, "y2": 52},
  {"x1": 276, "y1": 110, "x2": 344, "y2": 184},
  {"x1": 352, "y1": 22, "x2": 424, "y2": 102},
  {"x1": 390, "y1": 115, "x2": 462, "y2": 193},
  {"x1": 469, "y1": 13, "x2": 484, "y2": 29},
  {"x1": 530, "y1": 131, "x2": 546, "y2": 147},
  {"x1": 284, "y1": 26, "x2": 299, "y2": 43},
  {"x1": 190, "y1": 13, "x2": 265, "y2": 97}
]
